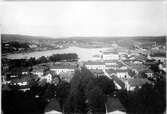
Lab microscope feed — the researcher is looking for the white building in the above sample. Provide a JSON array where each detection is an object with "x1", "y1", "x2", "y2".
[
  {"x1": 84, "y1": 61, "x2": 105, "y2": 70},
  {"x1": 50, "y1": 66, "x2": 76, "y2": 75},
  {"x1": 106, "y1": 69, "x2": 130, "y2": 79},
  {"x1": 31, "y1": 69, "x2": 44, "y2": 77},
  {"x1": 41, "y1": 73, "x2": 52, "y2": 83},
  {"x1": 103, "y1": 53, "x2": 119, "y2": 60},
  {"x1": 104, "y1": 60, "x2": 119, "y2": 70},
  {"x1": 116, "y1": 70, "x2": 130, "y2": 79}
]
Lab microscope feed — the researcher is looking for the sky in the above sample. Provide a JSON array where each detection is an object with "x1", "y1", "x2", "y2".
[{"x1": 1, "y1": 1, "x2": 167, "y2": 38}]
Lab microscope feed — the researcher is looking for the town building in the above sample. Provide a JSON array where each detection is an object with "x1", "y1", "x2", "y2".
[
  {"x1": 104, "y1": 60, "x2": 123, "y2": 70},
  {"x1": 31, "y1": 68, "x2": 44, "y2": 77},
  {"x1": 124, "y1": 78, "x2": 151, "y2": 91},
  {"x1": 106, "y1": 69, "x2": 130, "y2": 79},
  {"x1": 102, "y1": 52, "x2": 119, "y2": 60},
  {"x1": 50, "y1": 65, "x2": 76, "y2": 75},
  {"x1": 110, "y1": 75, "x2": 126, "y2": 90},
  {"x1": 105, "y1": 96, "x2": 126, "y2": 114},
  {"x1": 84, "y1": 61, "x2": 105, "y2": 70},
  {"x1": 41, "y1": 71, "x2": 54, "y2": 83},
  {"x1": 59, "y1": 71, "x2": 74, "y2": 82},
  {"x1": 31, "y1": 65, "x2": 49, "y2": 77},
  {"x1": 89, "y1": 69, "x2": 105, "y2": 77},
  {"x1": 44, "y1": 98, "x2": 62, "y2": 114}
]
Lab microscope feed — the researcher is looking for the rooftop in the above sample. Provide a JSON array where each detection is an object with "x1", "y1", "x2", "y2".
[
  {"x1": 44, "y1": 98, "x2": 61, "y2": 113},
  {"x1": 111, "y1": 75, "x2": 125, "y2": 89},
  {"x1": 104, "y1": 60, "x2": 120, "y2": 63},
  {"x1": 89, "y1": 69, "x2": 104, "y2": 74},
  {"x1": 103, "y1": 51, "x2": 118, "y2": 55},
  {"x1": 50, "y1": 64, "x2": 77, "y2": 69},
  {"x1": 11, "y1": 75, "x2": 34, "y2": 83},
  {"x1": 106, "y1": 69, "x2": 129, "y2": 74},
  {"x1": 127, "y1": 78, "x2": 151, "y2": 87},
  {"x1": 106, "y1": 96, "x2": 126, "y2": 113},
  {"x1": 84, "y1": 61, "x2": 105, "y2": 65}
]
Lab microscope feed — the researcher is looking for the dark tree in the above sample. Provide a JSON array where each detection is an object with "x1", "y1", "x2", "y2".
[
  {"x1": 56, "y1": 81, "x2": 71, "y2": 109},
  {"x1": 87, "y1": 86, "x2": 106, "y2": 114},
  {"x1": 95, "y1": 76, "x2": 115, "y2": 95}
]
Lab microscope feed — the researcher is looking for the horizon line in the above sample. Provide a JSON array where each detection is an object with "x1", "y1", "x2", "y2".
[{"x1": 1, "y1": 33, "x2": 166, "y2": 39}]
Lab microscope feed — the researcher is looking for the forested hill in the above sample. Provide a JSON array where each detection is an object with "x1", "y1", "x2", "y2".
[{"x1": 2, "y1": 34, "x2": 166, "y2": 42}]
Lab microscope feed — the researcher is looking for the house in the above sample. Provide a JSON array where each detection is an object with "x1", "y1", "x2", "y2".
[
  {"x1": 130, "y1": 64, "x2": 149, "y2": 75},
  {"x1": 104, "y1": 60, "x2": 123, "y2": 70},
  {"x1": 106, "y1": 69, "x2": 130, "y2": 79},
  {"x1": 128, "y1": 55, "x2": 136, "y2": 60},
  {"x1": 31, "y1": 65, "x2": 48, "y2": 77},
  {"x1": 116, "y1": 70, "x2": 130, "y2": 79},
  {"x1": 41, "y1": 71, "x2": 54, "y2": 83},
  {"x1": 106, "y1": 69, "x2": 117, "y2": 76},
  {"x1": 31, "y1": 68, "x2": 44, "y2": 77},
  {"x1": 125, "y1": 78, "x2": 151, "y2": 91},
  {"x1": 143, "y1": 69, "x2": 154, "y2": 78},
  {"x1": 110, "y1": 75, "x2": 126, "y2": 90},
  {"x1": 52, "y1": 75, "x2": 61, "y2": 86},
  {"x1": 89, "y1": 69, "x2": 104, "y2": 77},
  {"x1": 21, "y1": 68, "x2": 30, "y2": 75},
  {"x1": 105, "y1": 97, "x2": 126, "y2": 114},
  {"x1": 32, "y1": 64, "x2": 49, "y2": 76},
  {"x1": 44, "y1": 98, "x2": 62, "y2": 114},
  {"x1": 59, "y1": 71, "x2": 74, "y2": 82},
  {"x1": 84, "y1": 61, "x2": 105, "y2": 70},
  {"x1": 50, "y1": 65, "x2": 76, "y2": 75},
  {"x1": 102, "y1": 52, "x2": 119, "y2": 60},
  {"x1": 133, "y1": 60, "x2": 143, "y2": 64},
  {"x1": 11, "y1": 76, "x2": 31, "y2": 86},
  {"x1": 29, "y1": 44, "x2": 37, "y2": 48},
  {"x1": 10, "y1": 75, "x2": 35, "y2": 92},
  {"x1": 39, "y1": 70, "x2": 61, "y2": 85},
  {"x1": 119, "y1": 66, "x2": 128, "y2": 70},
  {"x1": 151, "y1": 55, "x2": 166, "y2": 62}
]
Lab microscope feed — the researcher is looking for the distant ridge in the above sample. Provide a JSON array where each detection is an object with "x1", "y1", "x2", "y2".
[{"x1": 1, "y1": 34, "x2": 166, "y2": 41}]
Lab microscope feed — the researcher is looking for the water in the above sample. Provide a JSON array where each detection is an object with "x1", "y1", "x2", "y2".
[{"x1": 6, "y1": 46, "x2": 111, "y2": 61}]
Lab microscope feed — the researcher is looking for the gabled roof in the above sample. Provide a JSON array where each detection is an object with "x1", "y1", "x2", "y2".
[
  {"x1": 130, "y1": 64, "x2": 149, "y2": 72},
  {"x1": 89, "y1": 69, "x2": 104, "y2": 74},
  {"x1": 106, "y1": 69, "x2": 128, "y2": 74},
  {"x1": 11, "y1": 76, "x2": 32, "y2": 83},
  {"x1": 44, "y1": 70, "x2": 55, "y2": 76},
  {"x1": 111, "y1": 75, "x2": 125, "y2": 89},
  {"x1": 105, "y1": 65, "x2": 117, "y2": 67},
  {"x1": 32, "y1": 68, "x2": 44, "y2": 73},
  {"x1": 106, "y1": 97, "x2": 126, "y2": 113},
  {"x1": 84, "y1": 61, "x2": 105, "y2": 65},
  {"x1": 50, "y1": 65, "x2": 77, "y2": 69},
  {"x1": 116, "y1": 69, "x2": 128, "y2": 73},
  {"x1": 103, "y1": 51, "x2": 118, "y2": 55},
  {"x1": 44, "y1": 98, "x2": 61, "y2": 113},
  {"x1": 127, "y1": 78, "x2": 151, "y2": 87},
  {"x1": 104, "y1": 60, "x2": 119, "y2": 63},
  {"x1": 106, "y1": 69, "x2": 117, "y2": 74}
]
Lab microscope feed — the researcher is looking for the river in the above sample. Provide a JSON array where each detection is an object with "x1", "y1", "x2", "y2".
[{"x1": 5, "y1": 46, "x2": 111, "y2": 61}]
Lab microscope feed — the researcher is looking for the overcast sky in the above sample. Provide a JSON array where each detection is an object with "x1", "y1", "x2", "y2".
[{"x1": 1, "y1": 1, "x2": 166, "y2": 38}]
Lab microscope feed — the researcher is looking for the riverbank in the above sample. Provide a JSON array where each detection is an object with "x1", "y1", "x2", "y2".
[{"x1": 3, "y1": 46, "x2": 111, "y2": 61}]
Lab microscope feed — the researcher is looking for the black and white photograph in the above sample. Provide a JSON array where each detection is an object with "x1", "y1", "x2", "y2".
[{"x1": 1, "y1": 1, "x2": 167, "y2": 114}]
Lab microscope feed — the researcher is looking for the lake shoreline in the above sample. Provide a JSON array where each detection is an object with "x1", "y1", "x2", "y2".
[{"x1": 3, "y1": 46, "x2": 111, "y2": 61}]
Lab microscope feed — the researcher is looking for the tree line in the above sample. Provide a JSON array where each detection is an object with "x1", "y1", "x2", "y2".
[
  {"x1": 2, "y1": 41, "x2": 30, "y2": 54},
  {"x1": 56, "y1": 67, "x2": 115, "y2": 114},
  {"x1": 2, "y1": 53, "x2": 78, "y2": 79},
  {"x1": 117, "y1": 71, "x2": 166, "y2": 114}
]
